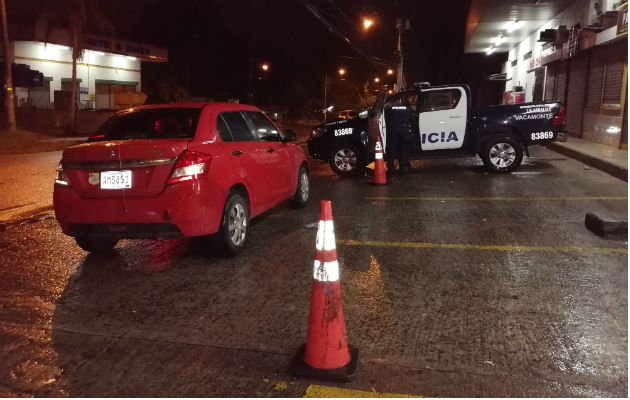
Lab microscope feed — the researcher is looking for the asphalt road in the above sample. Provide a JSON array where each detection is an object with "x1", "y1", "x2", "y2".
[{"x1": 0, "y1": 138, "x2": 627, "y2": 397}]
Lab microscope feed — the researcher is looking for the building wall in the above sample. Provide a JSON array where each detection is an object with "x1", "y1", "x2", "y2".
[
  {"x1": 505, "y1": 0, "x2": 593, "y2": 96},
  {"x1": 13, "y1": 41, "x2": 141, "y2": 109},
  {"x1": 504, "y1": 0, "x2": 627, "y2": 148}
]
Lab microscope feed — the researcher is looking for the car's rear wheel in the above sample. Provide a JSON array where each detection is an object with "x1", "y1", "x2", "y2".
[
  {"x1": 212, "y1": 192, "x2": 249, "y2": 256},
  {"x1": 480, "y1": 136, "x2": 523, "y2": 173},
  {"x1": 329, "y1": 144, "x2": 365, "y2": 177},
  {"x1": 291, "y1": 165, "x2": 310, "y2": 208},
  {"x1": 75, "y1": 237, "x2": 119, "y2": 253}
]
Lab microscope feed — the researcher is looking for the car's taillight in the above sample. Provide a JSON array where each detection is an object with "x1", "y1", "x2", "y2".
[
  {"x1": 167, "y1": 150, "x2": 213, "y2": 184},
  {"x1": 552, "y1": 106, "x2": 565, "y2": 126},
  {"x1": 310, "y1": 126, "x2": 326, "y2": 139},
  {"x1": 55, "y1": 162, "x2": 70, "y2": 186}
]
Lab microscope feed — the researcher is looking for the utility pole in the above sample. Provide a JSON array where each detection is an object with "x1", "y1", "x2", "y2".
[
  {"x1": 323, "y1": 72, "x2": 327, "y2": 122},
  {"x1": 395, "y1": 18, "x2": 410, "y2": 92},
  {"x1": 247, "y1": 54, "x2": 254, "y2": 104},
  {"x1": 0, "y1": 0, "x2": 16, "y2": 132}
]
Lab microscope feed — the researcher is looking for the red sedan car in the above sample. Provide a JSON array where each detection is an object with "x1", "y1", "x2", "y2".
[{"x1": 54, "y1": 102, "x2": 310, "y2": 255}]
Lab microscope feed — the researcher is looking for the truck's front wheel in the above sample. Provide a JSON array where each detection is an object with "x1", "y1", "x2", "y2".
[
  {"x1": 329, "y1": 144, "x2": 365, "y2": 177},
  {"x1": 480, "y1": 136, "x2": 523, "y2": 173}
]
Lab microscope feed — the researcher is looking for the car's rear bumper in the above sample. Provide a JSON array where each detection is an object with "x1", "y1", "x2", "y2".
[{"x1": 53, "y1": 181, "x2": 226, "y2": 239}]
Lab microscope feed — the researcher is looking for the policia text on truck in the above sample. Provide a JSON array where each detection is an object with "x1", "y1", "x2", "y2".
[{"x1": 307, "y1": 83, "x2": 567, "y2": 177}]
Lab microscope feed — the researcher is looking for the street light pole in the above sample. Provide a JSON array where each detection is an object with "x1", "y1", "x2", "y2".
[
  {"x1": 323, "y1": 72, "x2": 327, "y2": 122},
  {"x1": 395, "y1": 18, "x2": 409, "y2": 92}
]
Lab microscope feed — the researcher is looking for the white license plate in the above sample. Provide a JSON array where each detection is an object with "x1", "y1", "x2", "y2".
[{"x1": 100, "y1": 170, "x2": 132, "y2": 189}]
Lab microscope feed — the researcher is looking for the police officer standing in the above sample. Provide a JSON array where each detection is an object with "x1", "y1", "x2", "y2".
[{"x1": 385, "y1": 96, "x2": 416, "y2": 175}]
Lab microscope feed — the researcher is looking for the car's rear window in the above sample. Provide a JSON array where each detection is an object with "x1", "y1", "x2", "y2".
[{"x1": 89, "y1": 108, "x2": 202, "y2": 142}]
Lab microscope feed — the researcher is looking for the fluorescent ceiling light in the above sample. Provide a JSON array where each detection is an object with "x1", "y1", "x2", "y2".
[{"x1": 126, "y1": 56, "x2": 137, "y2": 60}]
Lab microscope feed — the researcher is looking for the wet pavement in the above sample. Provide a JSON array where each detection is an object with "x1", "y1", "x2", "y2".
[
  {"x1": 0, "y1": 144, "x2": 627, "y2": 397},
  {"x1": 0, "y1": 151, "x2": 60, "y2": 222}
]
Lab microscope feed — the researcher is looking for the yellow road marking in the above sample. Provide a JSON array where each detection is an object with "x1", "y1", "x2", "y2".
[
  {"x1": 305, "y1": 384, "x2": 421, "y2": 398},
  {"x1": 338, "y1": 240, "x2": 628, "y2": 255},
  {"x1": 365, "y1": 196, "x2": 628, "y2": 201}
]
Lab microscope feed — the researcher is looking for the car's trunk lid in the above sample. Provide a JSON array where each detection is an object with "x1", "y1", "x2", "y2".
[{"x1": 62, "y1": 139, "x2": 188, "y2": 198}]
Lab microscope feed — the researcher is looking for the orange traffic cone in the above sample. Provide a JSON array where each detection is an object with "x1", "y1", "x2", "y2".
[
  {"x1": 371, "y1": 136, "x2": 387, "y2": 185},
  {"x1": 289, "y1": 200, "x2": 359, "y2": 381}
]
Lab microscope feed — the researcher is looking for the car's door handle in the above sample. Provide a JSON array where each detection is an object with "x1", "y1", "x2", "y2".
[
  {"x1": 266, "y1": 148, "x2": 275, "y2": 152},
  {"x1": 449, "y1": 115, "x2": 463, "y2": 119},
  {"x1": 232, "y1": 150, "x2": 243, "y2": 156}
]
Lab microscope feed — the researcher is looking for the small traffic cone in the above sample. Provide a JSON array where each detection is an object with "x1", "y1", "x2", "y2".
[
  {"x1": 289, "y1": 200, "x2": 359, "y2": 381},
  {"x1": 371, "y1": 136, "x2": 387, "y2": 185}
]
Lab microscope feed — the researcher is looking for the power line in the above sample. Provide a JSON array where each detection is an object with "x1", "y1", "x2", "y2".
[
  {"x1": 325, "y1": 0, "x2": 351, "y2": 23},
  {"x1": 299, "y1": 0, "x2": 389, "y2": 68}
]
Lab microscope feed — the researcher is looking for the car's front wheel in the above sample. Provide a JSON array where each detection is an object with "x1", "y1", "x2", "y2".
[
  {"x1": 291, "y1": 165, "x2": 310, "y2": 208},
  {"x1": 75, "y1": 237, "x2": 119, "y2": 253},
  {"x1": 212, "y1": 192, "x2": 249, "y2": 256},
  {"x1": 480, "y1": 136, "x2": 523, "y2": 173},
  {"x1": 329, "y1": 144, "x2": 365, "y2": 177}
]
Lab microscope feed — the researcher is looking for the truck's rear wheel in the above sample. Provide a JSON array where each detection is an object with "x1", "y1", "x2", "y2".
[
  {"x1": 480, "y1": 136, "x2": 523, "y2": 173},
  {"x1": 329, "y1": 144, "x2": 365, "y2": 177}
]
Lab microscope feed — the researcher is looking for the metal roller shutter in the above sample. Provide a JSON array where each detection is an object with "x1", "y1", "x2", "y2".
[
  {"x1": 586, "y1": 48, "x2": 605, "y2": 108},
  {"x1": 554, "y1": 61, "x2": 568, "y2": 105},
  {"x1": 533, "y1": 68, "x2": 544, "y2": 101},
  {"x1": 602, "y1": 42, "x2": 626, "y2": 106},
  {"x1": 565, "y1": 53, "x2": 588, "y2": 137},
  {"x1": 622, "y1": 88, "x2": 628, "y2": 149},
  {"x1": 544, "y1": 64, "x2": 556, "y2": 101}
]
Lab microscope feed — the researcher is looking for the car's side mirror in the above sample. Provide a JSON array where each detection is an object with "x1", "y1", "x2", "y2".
[{"x1": 282, "y1": 129, "x2": 297, "y2": 142}]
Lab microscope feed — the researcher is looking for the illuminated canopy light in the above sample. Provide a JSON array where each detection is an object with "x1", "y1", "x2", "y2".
[
  {"x1": 126, "y1": 56, "x2": 137, "y2": 60},
  {"x1": 505, "y1": 20, "x2": 521, "y2": 33},
  {"x1": 363, "y1": 18, "x2": 374, "y2": 29},
  {"x1": 486, "y1": 46, "x2": 495, "y2": 55}
]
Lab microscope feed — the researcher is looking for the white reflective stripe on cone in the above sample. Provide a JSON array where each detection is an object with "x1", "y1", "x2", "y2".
[
  {"x1": 375, "y1": 142, "x2": 383, "y2": 151},
  {"x1": 316, "y1": 220, "x2": 336, "y2": 251},
  {"x1": 375, "y1": 153, "x2": 383, "y2": 159},
  {"x1": 313, "y1": 260, "x2": 340, "y2": 282}
]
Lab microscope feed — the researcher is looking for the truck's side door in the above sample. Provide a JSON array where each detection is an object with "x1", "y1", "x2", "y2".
[{"x1": 418, "y1": 87, "x2": 468, "y2": 151}]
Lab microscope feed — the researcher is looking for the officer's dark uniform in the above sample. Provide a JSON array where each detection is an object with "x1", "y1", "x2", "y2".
[{"x1": 385, "y1": 100, "x2": 416, "y2": 174}]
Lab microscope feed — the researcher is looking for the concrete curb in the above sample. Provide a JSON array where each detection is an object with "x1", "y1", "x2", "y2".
[
  {"x1": 544, "y1": 142, "x2": 628, "y2": 182},
  {"x1": 0, "y1": 205, "x2": 54, "y2": 227},
  {"x1": 585, "y1": 212, "x2": 628, "y2": 237}
]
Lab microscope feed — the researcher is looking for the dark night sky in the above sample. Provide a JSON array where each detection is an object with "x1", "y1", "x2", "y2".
[{"x1": 10, "y1": 0, "x2": 507, "y2": 112}]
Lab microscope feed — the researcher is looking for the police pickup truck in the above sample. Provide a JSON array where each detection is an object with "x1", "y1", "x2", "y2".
[{"x1": 307, "y1": 83, "x2": 567, "y2": 176}]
